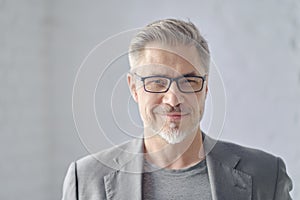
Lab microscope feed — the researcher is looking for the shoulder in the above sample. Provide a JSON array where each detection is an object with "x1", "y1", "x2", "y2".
[
  {"x1": 213, "y1": 139, "x2": 293, "y2": 198},
  {"x1": 62, "y1": 140, "x2": 137, "y2": 199},
  {"x1": 76, "y1": 139, "x2": 134, "y2": 173},
  {"x1": 216, "y1": 139, "x2": 277, "y2": 161},
  {"x1": 214, "y1": 139, "x2": 280, "y2": 169},
  {"x1": 213, "y1": 139, "x2": 288, "y2": 184}
]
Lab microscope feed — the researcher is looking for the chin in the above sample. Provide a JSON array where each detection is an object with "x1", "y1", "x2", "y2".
[
  {"x1": 149, "y1": 120, "x2": 200, "y2": 143},
  {"x1": 158, "y1": 129, "x2": 190, "y2": 144}
]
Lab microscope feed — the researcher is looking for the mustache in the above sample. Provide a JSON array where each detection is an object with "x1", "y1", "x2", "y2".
[{"x1": 153, "y1": 105, "x2": 191, "y2": 114}]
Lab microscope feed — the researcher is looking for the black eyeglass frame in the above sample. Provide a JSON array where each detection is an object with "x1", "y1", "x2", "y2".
[{"x1": 131, "y1": 72, "x2": 207, "y2": 93}]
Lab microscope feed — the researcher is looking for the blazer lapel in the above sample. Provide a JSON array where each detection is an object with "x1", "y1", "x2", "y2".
[
  {"x1": 103, "y1": 135, "x2": 253, "y2": 200},
  {"x1": 204, "y1": 135, "x2": 252, "y2": 200},
  {"x1": 103, "y1": 139, "x2": 144, "y2": 200}
]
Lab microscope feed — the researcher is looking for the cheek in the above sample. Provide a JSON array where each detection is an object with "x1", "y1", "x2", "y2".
[
  {"x1": 137, "y1": 92, "x2": 161, "y2": 119},
  {"x1": 186, "y1": 93, "x2": 206, "y2": 113},
  {"x1": 198, "y1": 94, "x2": 207, "y2": 116}
]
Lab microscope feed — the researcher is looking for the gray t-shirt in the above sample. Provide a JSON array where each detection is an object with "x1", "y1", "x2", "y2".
[{"x1": 142, "y1": 159, "x2": 212, "y2": 200}]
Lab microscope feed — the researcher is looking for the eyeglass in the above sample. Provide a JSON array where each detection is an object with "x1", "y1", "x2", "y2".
[{"x1": 131, "y1": 73, "x2": 207, "y2": 93}]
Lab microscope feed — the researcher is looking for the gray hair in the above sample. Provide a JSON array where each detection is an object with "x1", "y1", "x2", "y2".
[{"x1": 128, "y1": 18, "x2": 210, "y2": 72}]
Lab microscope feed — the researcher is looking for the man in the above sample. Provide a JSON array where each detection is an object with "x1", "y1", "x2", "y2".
[{"x1": 62, "y1": 19, "x2": 293, "y2": 200}]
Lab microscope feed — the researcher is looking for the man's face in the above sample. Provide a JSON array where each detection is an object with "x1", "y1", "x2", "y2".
[{"x1": 128, "y1": 43, "x2": 208, "y2": 144}]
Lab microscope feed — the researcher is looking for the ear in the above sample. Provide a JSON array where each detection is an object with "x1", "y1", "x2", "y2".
[
  {"x1": 204, "y1": 76, "x2": 209, "y2": 99},
  {"x1": 127, "y1": 73, "x2": 138, "y2": 102},
  {"x1": 205, "y1": 84, "x2": 208, "y2": 99}
]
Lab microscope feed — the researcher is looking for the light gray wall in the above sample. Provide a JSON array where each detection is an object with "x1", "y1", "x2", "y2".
[{"x1": 1, "y1": 0, "x2": 299, "y2": 199}]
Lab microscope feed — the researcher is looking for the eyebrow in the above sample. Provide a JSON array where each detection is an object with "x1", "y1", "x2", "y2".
[
  {"x1": 182, "y1": 71, "x2": 200, "y2": 77},
  {"x1": 146, "y1": 71, "x2": 201, "y2": 77}
]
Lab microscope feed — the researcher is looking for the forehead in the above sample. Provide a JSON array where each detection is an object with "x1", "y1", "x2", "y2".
[{"x1": 135, "y1": 43, "x2": 205, "y2": 76}]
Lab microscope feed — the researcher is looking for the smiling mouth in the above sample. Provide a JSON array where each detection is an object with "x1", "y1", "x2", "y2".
[
  {"x1": 164, "y1": 113, "x2": 189, "y2": 120},
  {"x1": 153, "y1": 105, "x2": 191, "y2": 121}
]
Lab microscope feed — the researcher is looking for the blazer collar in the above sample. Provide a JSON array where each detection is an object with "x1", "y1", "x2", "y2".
[
  {"x1": 104, "y1": 135, "x2": 253, "y2": 200},
  {"x1": 103, "y1": 138, "x2": 144, "y2": 200},
  {"x1": 204, "y1": 134, "x2": 252, "y2": 200}
]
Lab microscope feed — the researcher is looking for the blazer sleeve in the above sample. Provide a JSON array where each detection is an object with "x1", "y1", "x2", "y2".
[
  {"x1": 62, "y1": 162, "x2": 79, "y2": 200},
  {"x1": 274, "y1": 157, "x2": 293, "y2": 200}
]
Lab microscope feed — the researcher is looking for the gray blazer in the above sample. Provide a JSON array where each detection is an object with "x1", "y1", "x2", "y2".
[{"x1": 62, "y1": 135, "x2": 293, "y2": 200}]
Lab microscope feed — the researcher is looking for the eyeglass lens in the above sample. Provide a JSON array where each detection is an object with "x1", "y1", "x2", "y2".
[{"x1": 144, "y1": 76, "x2": 203, "y2": 93}]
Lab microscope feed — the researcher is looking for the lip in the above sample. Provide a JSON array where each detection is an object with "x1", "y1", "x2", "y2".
[{"x1": 164, "y1": 113, "x2": 189, "y2": 120}]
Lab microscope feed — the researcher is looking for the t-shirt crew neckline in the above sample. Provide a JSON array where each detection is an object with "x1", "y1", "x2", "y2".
[{"x1": 143, "y1": 158, "x2": 207, "y2": 176}]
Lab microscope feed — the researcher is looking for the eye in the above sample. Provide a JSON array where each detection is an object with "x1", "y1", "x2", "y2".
[
  {"x1": 180, "y1": 78, "x2": 199, "y2": 84},
  {"x1": 144, "y1": 77, "x2": 168, "y2": 87},
  {"x1": 186, "y1": 79, "x2": 197, "y2": 83},
  {"x1": 148, "y1": 78, "x2": 167, "y2": 85},
  {"x1": 154, "y1": 79, "x2": 167, "y2": 84}
]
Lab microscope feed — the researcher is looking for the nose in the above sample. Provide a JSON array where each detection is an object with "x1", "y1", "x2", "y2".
[{"x1": 162, "y1": 81, "x2": 184, "y2": 107}]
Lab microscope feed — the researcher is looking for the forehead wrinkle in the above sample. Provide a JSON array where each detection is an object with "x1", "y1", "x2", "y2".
[
  {"x1": 144, "y1": 43, "x2": 201, "y2": 64},
  {"x1": 134, "y1": 43, "x2": 206, "y2": 77},
  {"x1": 143, "y1": 48, "x2": 192, "y2": 68}
]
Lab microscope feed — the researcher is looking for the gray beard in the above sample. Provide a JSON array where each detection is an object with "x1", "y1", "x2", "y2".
[{"x1": 157, "y1": 122, "x2": 197, "y2": 144}]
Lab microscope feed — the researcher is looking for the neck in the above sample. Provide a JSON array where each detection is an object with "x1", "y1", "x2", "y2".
[{"x1": 143, "y1": 128, "x2": 205, "y2": 169}]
